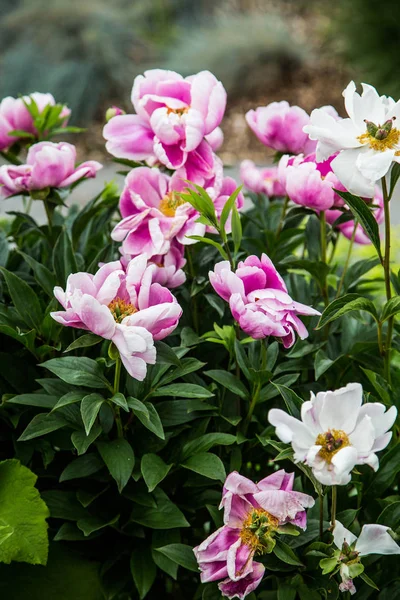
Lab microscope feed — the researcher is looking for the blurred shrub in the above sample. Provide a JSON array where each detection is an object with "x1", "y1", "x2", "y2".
[{"x1": 334, "y1": 0, "x2": 400, "y2": 97}]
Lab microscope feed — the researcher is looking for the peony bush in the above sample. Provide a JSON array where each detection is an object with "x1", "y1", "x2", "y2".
[{"x1": 0, "y1": 74, "x2": 399, "y2": 599}]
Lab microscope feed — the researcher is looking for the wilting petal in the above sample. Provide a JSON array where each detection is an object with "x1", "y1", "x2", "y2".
[
  {"x1": 219, "y1": 562, "x2": 265, "y2": 600},
  {"x1": 356, "y1": 524, "x2": 400, "y2": 556},
  {"x1": 332, "y1": 520, "x2": 357, "y2": 550}
]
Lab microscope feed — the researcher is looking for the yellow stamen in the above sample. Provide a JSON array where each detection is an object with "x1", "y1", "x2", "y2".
[
  {"x1": 166, "y1": 106, "x2": 189, "y2": 116},
  {"x1": 315, "y1": 429, "x2": 350, "y2": 463},
  {"x1": 108, "y1": 298, "x2": 137, "y2": 323},
  {"x1": 159, "y1": 191, "x2": 186, "y2": 217},
  {"x1": 239, "y1": 508, "x2": 279, "y2": 556},
  {"x1": 357, "y1": 128, "x2": 400, "y2": 152}
]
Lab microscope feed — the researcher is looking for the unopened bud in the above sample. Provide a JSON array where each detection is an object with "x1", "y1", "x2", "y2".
[{"x1": 105, "y1": 106, "x2": 126, "y2": 122}]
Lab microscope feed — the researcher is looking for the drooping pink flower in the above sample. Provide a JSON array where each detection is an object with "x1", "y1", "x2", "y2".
[
  {"x1": 0, "y1": 141, "x2": 102, "y2": 198},
  {"x1": 209, "y1": 254, "x2": 320, "y2": 347},
  {"x1": 0, "y1": 93, "x2": 70, "y2": 150},
  {"x1": 103, "y1": 69, "x2": 226, "y2": 170},
  {"x1": 193, "y1": 470, "x2": 314, "y2": 599},
  {"x1": 246, "y1": 101, "x2": 315, "y2": 155},
  {"x1": 51, "y1": 256, "x2": 182, "y2": 380},
  {"x1": 240, "y1": 160, "x2": 285, "y2": 197}
]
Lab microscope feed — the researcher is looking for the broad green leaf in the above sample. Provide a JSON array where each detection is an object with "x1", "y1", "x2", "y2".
[
  {"x1": 271, "y1": 383, "x2": 302, "y2": 418},
  {"x1": 59, "y1": 453, "x2": 104, "y2": 482},
  {"x1": 80, "y1": 393, "x2": 104, "y2": 435},
  {"x1": 154, "y1": 341, "x2": 181, "y2": 366},
  {"x1": 110, "y1": 392, "x2": 129, "y2": 412},
  {"x1": 0, "y1": 267, "x2": 43, "y2": 331},
  {"x1": 41, "y1": 357, "x2": 110, "y2": 389},
  {"x1": 316, "y1": 294, "x2": 378, "y2": 329},
  {"x1": 18, "y1": 251, "x2": 56, "y2": 297},
  {"x1": 151, "y1": 383, "x2": 214, "y2": 398},
  {"x1": 52, "y1": 228, "x2": 78, "y2": 285},
  {"x1": 389, "y1": 162, "x2": 400, "y2": 198},
  {"x1": 152, "y1": 530, "x2": 180, "y2": 580},
  {"x1": 130, "y1": 544, "x2": 156, "y2": 599},
  {"x1": 18, "y1": 413, "x2": 68, "y2": 441},
  {"x1": 76, "y1": 514, "x2": 119, "y2": 537},
  {"x1": 130, "y1": 488, "x2": 189, "y2": 529},
  {"x1": 181, "y1": 433, "x2": 237, "y2": 460},
  {"x1": 126, "y1": 397, "x2": 149, "y2": 419},
  {"x1": 314, "y1": 349, "x2": 335, "y2": 380},
  {"x1": 344, "y1": 257, "x2": 380, "y2": 290},
  {"x1": 159, "y1": 358, "x2": 205, "y2": 386},
  {"x1": 141, "y1": 453, "x2": 172, "y2": 492},
  {"x1": 97, "y1": 439, "x2": 135, "y2": 492},
  {"x1": 52, "y1": 390, "x2": 87, "y2": 412},
  {"x1": 186, "y1": 235, "x2": 228, "y2": 259},
  {"x1": 40, "y1": 491, "x2": 87, "y2": 521},
  {"x1": 335, "y1": 189, "x2": 382, "y2": 259},
  {"x1": 135, "y1": 402, "x2": 165, "y2": 440},
  {"x1": 0, "y1": 459, "x2": 49, "y2": 565},
  {"x1": 204, "y1": 293, "x2": 225, "y2": 318},
  {"x1": 273, "y1": 539, "x2": 303, "y2": 567},
  {"x1": 7, "y1": 394, "x2": 58, "y2": 409},
  {"x1": 64, "y1": 334, "x2": 103, "y2": 353},
  {"x1": 377, "y1": 501, "x2": 400, "y2": 529},
  {"x1": 319, "y1": 557, "x2": 338, "y2": 575},
  {"x1": 220, "y1": 186, "x2": 243, "y2": 230},
  {"x1": 381, "y1": 296, "x2": 400, "y2": 322},
  {"x1": 336, "y1": 509, "x2": 359, "y2": 528},
  {"x1": 182, "y1": 452, "x2": 226, "y2": 481},
  {"x1": 154, "y1": 543, "x2": 198, "y2": 572},
  {"x1": 204, "y1": 369, "x2": 249, "y2": 399},
  {"x1": 366, "y1": 443, "x2": 400, "y2": 496},
  {"x1": 359, "y1": 572, "x2": 379, "y2": 591},
  {"x1": 71, "y1": 424, "x2": 102, "y2": 455}
]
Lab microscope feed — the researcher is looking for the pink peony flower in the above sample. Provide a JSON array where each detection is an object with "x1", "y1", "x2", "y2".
[
  {"x1": 209, "y1": 254, "x2": 320, "y2": 347},
  {"x1": 0, "y1": 93, "x2": 70, "y2": 150},
  {"x1": 246, "y1": 101, "x2": 315, "y2": 155},
  {"x1": 240, "y1": 160, "x2": 285, "y2": 197},
  {"x1": 193, "y1": 470, "x2": 314, "y2": 599},
  {"x1": 205, "y1": 127, "x2": 224, "y2": 151},
  {"x1": 0, "y1": 141, "x2": 102, "y2": 198},
  {"x1": 103, "y1": 69, "x2": 226, "y2": 170},
  {"x1": 51, "y1": 256, "x2": 182, "y2": 380},
  {"x1": 121, "y1": 242, "x2": 187, "y2": 289}
]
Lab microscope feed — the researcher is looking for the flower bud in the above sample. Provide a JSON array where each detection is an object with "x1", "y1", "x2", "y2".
[{"x1": 105, "y1": 106, "x2": 126, "y2": 122}]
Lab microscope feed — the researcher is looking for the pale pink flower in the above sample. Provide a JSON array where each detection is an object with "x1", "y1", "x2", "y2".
[
  {"x1": 121, "y1": 242, "x2": 186, "y2": 289},
  {"x1": 51, "y1": 256, "x2": 182, "y2": 380},
  {"x1": 0, "y1": 141, "x2": 101, "y2": 198},
  {"x1": 240, "y1": 160, "x2": 285, "y2": 197},
  {"x1": 209, "y1": 254, "x2": 320, "y2": 347}
]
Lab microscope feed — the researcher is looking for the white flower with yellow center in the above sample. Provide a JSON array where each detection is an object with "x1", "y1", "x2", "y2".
[
  {"x1": 268, "y1": 383, "x2": 397, "y2": 486},
  {"x1": 304, "y1": 81, "x2": 400, "y2": 197}
]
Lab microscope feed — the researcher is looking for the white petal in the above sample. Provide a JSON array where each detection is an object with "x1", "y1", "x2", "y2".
[
  {"x1": 356, "y1": 524, "x2": 400, "y2": 556},
  {"x1": 333, "y1": 520, "x2": 357, "y2": 549},
  {"x1": 268, "y1": 409, "x2": 315, "y2": 449},
  {"x1": 331, "y1": 149, "x2": 376, "y2": 197},
  {"x1": 372, "y1": 432, "x2": 392, "y2": 452},
  {"x1": 356, "y1": 403, "x2": 397, "y2": 438},
  {"x1": 319, "y1": 383, "x2": 363, "y2": 433},
  {"x1": 342, "y1": 81, "x2": 357, "y2": 122},
  {"x1": 356, "y1": 148, "x2": 395, "y2": 182},
  {"x1": 331, "y1": 446, "x2": 358, "y2": 478},
  {"x1": 349, "y1": 415, "x2": 375, "y2": 454},
  {"x1": 304, "y1": 110, "x2": 359, "y2": 162}
]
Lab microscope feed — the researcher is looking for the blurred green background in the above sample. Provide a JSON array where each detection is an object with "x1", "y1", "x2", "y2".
[{"x1": 1, "y1": 0, "x2": 397, "y2": 162}]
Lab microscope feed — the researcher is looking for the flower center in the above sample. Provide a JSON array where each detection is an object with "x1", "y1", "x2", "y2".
[
  {"x1": 108, "y1": 298, "x2": 137, "y2": 323},
  {"x1": 358, "y1": 118, "x2": 400, "y2": 152},
  {"x1": 315, "y1": 429, "x2": 350, "y2": 463},
  {"x1": 340, "y1": 541, "x2": 360, "y2": 564},
  {"x1": 166, "y1": 106, "x2": 189, "y2": 116},
  {"x1": 159, "y1": 191, "x2": 185, "y2": 217},
  {"x1": 240, "y1": 508, "x2": 279, "y2": 556}
]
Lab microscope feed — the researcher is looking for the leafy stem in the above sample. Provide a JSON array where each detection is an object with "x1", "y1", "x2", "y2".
[
  {"x1": 113, "y1": 356, "x2": 123, "y2": 438},
  {"x1": 331, "y1": 486, "x2": 337, "y2": 529},
  {"x1": 381, "y1": 176, "x2": 393, "y2": 383}
]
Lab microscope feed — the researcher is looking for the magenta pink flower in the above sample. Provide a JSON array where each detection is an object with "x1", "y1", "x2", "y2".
[
  {"x1": 121, "y1": 242, "x2": 187, "y2": 289},
  {"x1": 103, "y1": 69, "x2": 226, "y2": 170},
  {"x1": 246, "y1": 101, "x2": 315, "y2": 155},
  {"x1": 240, "y1": 160, "x2": 285, "y2": 197},
  {"x1": 0, "y1": 142, "x2": 101, "y2": 198},
  {"x1": 0, "y1": 93, "x2": 70, "y2": 150},
  {"x1": 209, "y1": 254, "x2": 320, "y2": 347},
  {"x1": 283, "y1": 158, "x2": 337, "y2": 211},
  {"x1": 209, "y1": 176, "x2": 245, "y2": 234},
  {"x1": 51, "y1": 256, "x2": 182, "y2": 380},
  {"x1": 205, "y1": 127, "x2": 224, "y2": 151},
  {"x1": 326, "y1": 188, "x2": 384, "y2": 245},
  {"x1": 193, "y1": 470, "x2": 314, "y2": 599}
]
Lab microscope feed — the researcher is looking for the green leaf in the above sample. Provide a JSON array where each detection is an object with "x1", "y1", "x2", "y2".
[
  {"x1": 135, "y1": 402, "x2": 165, "y2": 440},
  {"x1": 159, "y1": 358, "x2": 205, "y2": 385},
  {"x1": 220, "y1": 186, "x2": 243, "y2": 230},
  {"x1": 151, "y1": 383, "x2": 214, "y2": 398},
  {"x1": 18, "y1": 251, "x2": 56, "y2": 297},
  {"x1": 59, "y1": 453, "x2": 104, "y2": 482},
  {"x1": 316, "y1": 293, "x2": 378, "y2": 328},
  {"x1": 76, "y1": 514, "x2": 119, "y2": 537},
  {"x1": 186, "y1": 235, "x2": 228, "y2": 259},
  {"x1": 71, "y1": 424, "x2": 102, "y2": 455},
  {"x1": 204, "y1": 369, "x2": 249, "y2": 399},
  {"x1": 52, "y1": 228, "x2": 78, "y2": 285},
  {"x1": 0, "y1": 459, "x2": 49, "y2": 565},
  {"x1": 130, "y1": 544, "x2": 156, "y2": 599},
  {"x1": 97, "y1": 439, "x2": 135, "y2": 492},
  {"x1": 126, "y1": 396, "x2": 149, "y2": 419},
  {"x1": 130, "y1": 488, "x2": 189, "y2": 529},
  {"x1": 389, "y1": 162, "x2": 400, "y2": 198},
  {"x1": 181, "y1": 433, "x2": 237, "y2": 460},
  {"x1": 377, "y1": 501, "x2": 400, "y2": 529},
  {"x1": 18, "y1": 413, "x2": 68, "y2": 441},
  {"x1": 7, "y1": 394, "x2": 58, "y2": 409},
  {"x1": 271, "y1": 383, "x2": 302, "y2": 418},
  {"x1": 182, "y1": 452, "x2": 226, "y2": 481},
  {"x1": 359, "y1": 572, "x2": 379, "y2": 591},
  {"x1": 335, "y1": 189, "x2": 383, "y2": 259},
  {"x1": 231, "y1": 206, "x2": 242, "y2": 254},
  {"x1": 64, "y1": 334, "x2": 103, "y2": 353},
  {"x1": 314, "y1": 349, "x2": 335, "y2": 380},
  {"x1": 273, "y1": 539, "x2": 303, "y2": 567},
  {"x1": 40, "y1": 491, "x2": 87, "y2": 522},
  {"x1": 141, "y1": 454, "x2": 172, "y2": 492},
  {"x1": 154, "y1": 543, "x2": 198, "y2": 572},
  {"x1": 80, "y1": 393, "x2": 104, "y2": 435},
  {"x1": 110, "y1": 392, "x2": 129, "y2": 412},
  {"x1": 366, "y1": 443, "x2": 400, "y2": 496},
  {"x1": 381, "y1": 296, "x2": 400, "y2": 321},
  {"x1": 204, "y1": 293, "x2": 225, "y2": 318},
  {"x1": 154, "y1": 341, "x2": 181, "y2": 366},
  {"x1": 41, "y1": 357, "x2": 110, "y2": 389},
  {"x1": 0, "y1": 267, "x2": 43, "y2": 331},
  {"x1": 336, "y1": 509, "x2": 359, "y2": 528},
  {"x1": 344, "y1": 257, "x2": 380, "y2": 290},
  {"x1": 319, "y1": 557, "x2": 339, "y2": 575},
  {"x1": 51, "y1": 391, "x2": 87, "y2": 412},
  {"x1": 278, "y1": 583, "x2": 297, "y2": 600}
]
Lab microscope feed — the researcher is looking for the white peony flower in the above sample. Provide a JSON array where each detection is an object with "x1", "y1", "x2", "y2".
[
  {"x1": 268, "y1": 382, "x2": 397, "y2": 486},
  {"x1": 304, "y1": 81, "x2": 400, "y2": 197},
  {"x1": 332, "y1": 520, "x2": 400, "y2": 595}
]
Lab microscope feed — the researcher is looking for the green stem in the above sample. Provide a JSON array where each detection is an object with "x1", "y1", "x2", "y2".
[
  {"x1": 276, "y1": 196, "x2": 289, "y2": 237},
  {"x1": 220, "y1": 229, "x2": 235, "y2": 270},
  {"x1": 320, "y1": 211, "x2": 329, "y2": 306},
  {"x1": 331, "y1": 486, "x2": 337, "y2": 529},
  {"x1": 319, "y1": 492, "x2": 324, "y2": 539},
  {"x1": 186, "y1": 247, "x2": 199, "y2": 334},
  {"x1": 243, "y1": 381, "x2": 261, "y2": 435},
  {"x1": 43, "y1": 199, "x2": 54, "y2": 236},
  {"x1": 113, "y1": 357, "x2": 123, "y2": 438},
  {"x1": 377, "y1": 321, "x2": 384, "y2": 356},
  {"x1": 382, "y1": 177, "x2": 393, "y2": 383},
  {"x1": 24, "y1": 195, "x2": 33, "y2": 216},
  {"x1": 335, "y1": 221, "x2": 357, "y2": 298}
]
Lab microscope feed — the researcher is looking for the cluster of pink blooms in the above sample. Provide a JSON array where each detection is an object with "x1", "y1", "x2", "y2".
[
  {"x1": 241, "y1": 100, "x2": 384, "y2": 245},
  {"x1": 194, "y1": 470, "x2": 314, "y2": 599},
  {"x1": 209, "y1": 254, "x2": 320, "y2": 348}
]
